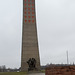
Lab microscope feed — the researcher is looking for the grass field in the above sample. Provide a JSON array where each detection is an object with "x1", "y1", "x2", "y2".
[
  {"x1": 41, "y1": 70, "x2": 45, "y2": 73},
  {"x1": 0, "y1": 70, "x2": 45, "y2": 75},
  {"x1": 0, "y1": 72, "x2": 28, "y2": 75}
]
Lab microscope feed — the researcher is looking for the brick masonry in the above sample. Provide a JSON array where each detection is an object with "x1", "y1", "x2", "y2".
[
  {"x1": 21, "y1": 0, "x2": 40, "y2": 71},
  {"x1": 46, "y1": 66, "x2": 75, "y2": 75}
]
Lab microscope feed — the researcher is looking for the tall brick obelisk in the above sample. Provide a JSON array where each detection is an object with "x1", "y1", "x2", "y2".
[{"x1": 21, "y1": 0, "x2": 40, "y2": 71}]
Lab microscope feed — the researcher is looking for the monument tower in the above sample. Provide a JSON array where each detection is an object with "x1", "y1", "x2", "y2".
[{"x1": 21, "y1": 0, "x2": 40, "y2": 71}]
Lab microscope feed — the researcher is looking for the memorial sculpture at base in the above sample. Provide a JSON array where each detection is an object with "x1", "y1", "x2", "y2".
[{"x1": 27, "y1": 58, "x2": 36, "y2": 71}]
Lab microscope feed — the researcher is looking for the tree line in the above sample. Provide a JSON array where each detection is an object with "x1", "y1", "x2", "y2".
[{"x1": 0, "y1": 65, "x2": 20, "y2": 72}]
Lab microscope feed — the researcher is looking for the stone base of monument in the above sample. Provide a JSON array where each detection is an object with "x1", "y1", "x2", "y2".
[
  {"x1": 27, "y1": 69, "x2": 41, "y2": 73},
  {"x1": 28, "y1": 71, "x2": 42, "y2": 74}
]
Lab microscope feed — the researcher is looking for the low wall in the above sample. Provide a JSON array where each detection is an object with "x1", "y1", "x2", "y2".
[{"x1": 45, "y1": 66, "x2": 75, "y2": 75}]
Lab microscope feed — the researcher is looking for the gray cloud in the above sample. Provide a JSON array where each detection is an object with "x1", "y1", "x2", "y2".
[
  {"x1": 36, "y1": 0, "x2": 75, "y2": 65},
  {"x1": 0, "y1": 0, "x2": 75, "y2": 68}
]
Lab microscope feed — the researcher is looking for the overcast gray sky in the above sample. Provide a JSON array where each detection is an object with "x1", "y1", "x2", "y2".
[{"x1": 0, "y1": 0, "x2": 75, "y2": 68}]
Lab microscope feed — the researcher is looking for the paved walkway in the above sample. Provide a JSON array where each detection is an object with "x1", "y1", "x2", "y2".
[{"x1": 28, "y1": 73, "x2": 45, "y2": 75}]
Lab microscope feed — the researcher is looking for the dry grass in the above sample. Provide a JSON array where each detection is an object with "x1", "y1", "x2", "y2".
[{"x1": 0, "y1": 72, "x2": 28, "y2": 75}]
